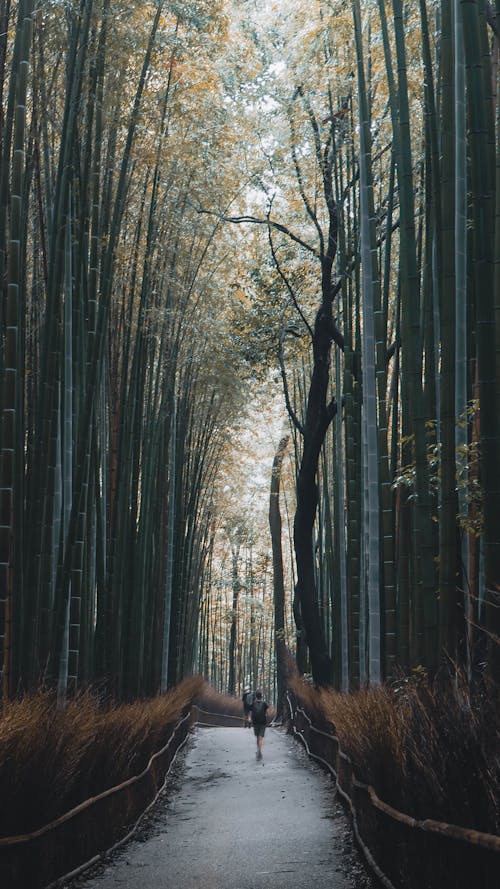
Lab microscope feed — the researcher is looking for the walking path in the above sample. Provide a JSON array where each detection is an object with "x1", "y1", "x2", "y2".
[{"x1": 69, "y1": 726, "x2": 373, "y2": 889}]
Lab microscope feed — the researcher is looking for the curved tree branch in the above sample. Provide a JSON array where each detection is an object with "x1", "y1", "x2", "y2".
[
  {"x1": 267, "y1": 220, "x2": 314, "y2": 340},
  {"x1": 196, "y1": 206, "x2": 319, "y2": 257},
  {"x1": 278, "y1": 326, "x2": 305, "y2": 436},
  {"x1": 289, "y1": 112, "x2": 325, "y2": 256},
  {"x1": 295, "y1": 84, "x2": 324, "y2": 179}
]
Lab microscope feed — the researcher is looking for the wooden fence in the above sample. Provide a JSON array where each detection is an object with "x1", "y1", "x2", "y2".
[
  {"x1": 286, "y1": 691, "x2": 500, "y2": 889},
  {"x1": 0, "y1": 708, "x2": 194, "y2": 889}
]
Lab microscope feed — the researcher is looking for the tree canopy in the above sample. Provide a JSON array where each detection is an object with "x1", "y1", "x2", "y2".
[{"x1": 1, "y1": 0, "x2": 499, "y2": 700}]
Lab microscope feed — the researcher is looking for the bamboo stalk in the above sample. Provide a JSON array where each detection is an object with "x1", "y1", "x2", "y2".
[{"x1": 0, "y1": 7, "x2": 33, "y2": 701}]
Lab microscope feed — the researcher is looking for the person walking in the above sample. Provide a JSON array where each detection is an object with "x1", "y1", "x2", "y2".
[
  {"x1": 250, "y1": 689, "x2": 268, "y2": 758},
  {"x1": 242, "y1": 686, "x2": 253, "y2": 727}
]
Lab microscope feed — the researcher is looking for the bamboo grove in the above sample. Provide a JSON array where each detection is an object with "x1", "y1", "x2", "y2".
[
  {"x1": 219, "y1": 0, "x2": 500, "y2": 689},
  {"x1": 1, "y1": 0, "x2": 500, "y2": 704},
  {"x1": 0, "y1": 0, "x2": 247, "y2": 701}
]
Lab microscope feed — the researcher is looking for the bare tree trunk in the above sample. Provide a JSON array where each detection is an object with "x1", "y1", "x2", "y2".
[
  {"x1": 269, "y1": 434, "x2": 289, "y2": 716},
  {"x1": 294, "y1": 312, "x2": 337, "y2": 685},
  {"x1": 227, "y1": 542, "x2": 240, "y2": 695}
]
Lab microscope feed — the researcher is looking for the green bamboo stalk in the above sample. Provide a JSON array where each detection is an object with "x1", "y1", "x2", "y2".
[
  {"x1": 335, "y1": 346, "x2": 349, "y2": 691},
  {"x1": 380, "y1": 149, "x2": 398, "y2": 675},
  {"x1": 57, "y1": 188, "x2": 73, "y2": 704},
  {"x1": 269, "y1": 433, "x2": 289, "y2": 715},
  {"x1": 454, "y1": 0, "x2": 469, "y2": 670},
  {"x1": 496, "y1": 0, "x2": 500, "y2": 436},
  {"x1": 161, "y1": 395, "x2": 177, "y2": 693},
  {"x1": 461, "y1": 0, "x2": 500, "y2": 675},
  {"x1": 342, "y1": 213, "x2": 361, "y2": 686},
  {"x1": 49, "y1": 2, "x2": 166, "y2": 683},
  {"x1": 377, "y1": 1, "x2": 417, "y2": 670},
  {"x1": 0, "y1": 0, "x2": 28, "y2": 299},
  {"x1": 353, "y1": 0, "x2": 381, "y2": 683},
  {"x1": 436, "y1": 0, "x2": 460, "y2": 664},
  {"x1": 24, "y1": 1, "x2": 94, "y2": 686},
  {"x1": 0, "y1": 1, "x2": 11, "y2": 160},
  {"x1": 391, "y1": 0, "x2": 438, "y2": 669},
  {"x1": 491, "y1": 0, "x2": 500, "y2": 671},
  {"x1": 0, "y1": 7, "x2": 33, "y2": 701}
]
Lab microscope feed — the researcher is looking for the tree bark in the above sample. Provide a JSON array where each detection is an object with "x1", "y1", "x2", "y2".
[
  {"x1": 269, "y1": 434, "x2": 289, "y2": 716},
  {"x1": 227, "y1": 543, "x2": 240, "y2": 696},
  {"x1": 287, "y1": 90, "x2": 340, "y2": 685},
  {"x1": 293, "y1": 310, "x2": 337, "y2": 686}
]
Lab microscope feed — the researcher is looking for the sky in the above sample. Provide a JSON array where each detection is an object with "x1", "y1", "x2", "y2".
[{"x1": 219, "y1": 370, "x2": 289, "y2": 529}]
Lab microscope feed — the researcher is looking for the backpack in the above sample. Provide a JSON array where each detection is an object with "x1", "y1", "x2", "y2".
[{"x1": 251, "y1": 699, "x2": 267, "y2": 725}]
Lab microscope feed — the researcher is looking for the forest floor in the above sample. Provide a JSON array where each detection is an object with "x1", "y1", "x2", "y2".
[{"x1": 65, "y1": 726, "x2": 374, "y2": 889}]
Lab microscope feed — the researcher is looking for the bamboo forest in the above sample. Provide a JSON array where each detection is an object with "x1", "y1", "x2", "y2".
[{"x1": 0, "y1": 1, "x2": 499, "y2": 887}]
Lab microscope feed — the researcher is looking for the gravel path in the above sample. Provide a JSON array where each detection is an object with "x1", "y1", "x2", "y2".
[{"x1": 68, "y1": 726, "x2": 373, "y2": 889}]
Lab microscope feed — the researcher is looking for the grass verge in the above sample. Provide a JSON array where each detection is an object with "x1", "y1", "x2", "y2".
[
  {"x1": 0, "y1": 675, "x2": 204, "y2": 838},
  {"x1": 289, "y1": 672, "x2": 500, "y2": 834}
]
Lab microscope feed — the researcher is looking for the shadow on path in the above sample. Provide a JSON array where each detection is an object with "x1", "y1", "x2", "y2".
[{"x1": 68, "y1": 727, "x2": 374, "y2": 889}]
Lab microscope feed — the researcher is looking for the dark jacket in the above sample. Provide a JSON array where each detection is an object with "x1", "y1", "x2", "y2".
[{"x1": 250, "y1": 698, "x2": 268, "y2": 725}]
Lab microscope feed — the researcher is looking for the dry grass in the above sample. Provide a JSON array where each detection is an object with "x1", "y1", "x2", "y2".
[
  {"x1": 0, "y1": 675, "x2": 205, "y2": 837},
  {"x1": 290, "y1": 673, "x2": 500, "y2": 835},
  {"x1": 196, "y1": 686, "x2": 277, "y2": 722},
  {"x1": 197, "y1": 686, "x2": 246, "y2": 718}
]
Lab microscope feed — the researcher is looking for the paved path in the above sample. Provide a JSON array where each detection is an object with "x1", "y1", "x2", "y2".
[{"x1": 70, "y1": 727, "x2": 372, "y2": 889}]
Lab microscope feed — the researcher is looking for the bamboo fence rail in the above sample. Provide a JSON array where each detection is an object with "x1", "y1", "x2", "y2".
[
  {"x1": 0, "y1": 700, "x2": 249, "y2": 889},
  {"x1": 0, "y1": 708, "x2": 194, "y2": 889},
  {"x1": 286, "y1": 691, "x2": 500, "y2": 889}
]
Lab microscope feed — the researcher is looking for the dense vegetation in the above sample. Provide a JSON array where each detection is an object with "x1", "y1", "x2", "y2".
[
  {"x1": 0, "y1": 0, "x2": 499, "y2": 713},
  {"x1": 0, "y1": 676, "x2": 204, "y2": 835},
  {"x1": 291, "y1": 671, "x2": 500, "y2": 834},
  {"x1": 0, "y1": 1, "x2": 248, "y2": 701}
]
